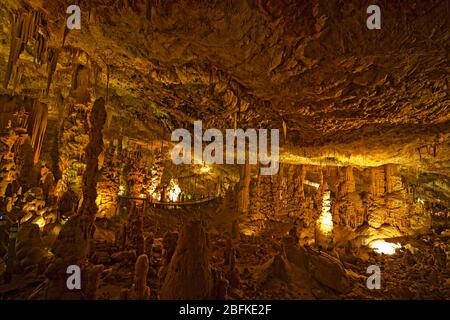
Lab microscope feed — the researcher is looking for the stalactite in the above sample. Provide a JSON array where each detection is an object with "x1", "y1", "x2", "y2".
[
  {"x1": 238, "y1": 162, "x2": 251, "y2": 214},
  {"x1": 11, "y1": 67, "x2": 22, "y2": 93},
  {"x1": 299, "y1": 165, "x2": 306, "y2": 199},
  {"x1": 385, "y1": 164, "x2": 400, "y2": 194},
  {"x1": 344, "y1": 166, "x2": 355, "y2": 193},
  {"x1": 370, "y1": 167, "x2": 385, "y2": 196},
  {"x1": 3, "y1": 9, "x2": 48, "y2": 89},
  {"x1": 338, "y1": 166, "x2": 355, "y2": 196},
  {"x1": 145, "y1": 0, "x2": 152, "y2": 20},
  {"x1": 106, "y1": 64, "x2": 110, "y2": 105},
  {"x1": 28, "y1": 101, "x2": 48, "y2": 164},
  {"x1": 62, "y1": 26, "x2": 70, "y2": 47},
  {"x1": 282, "y1": 119, "x2": 287, "y2": 142},
  {"x1": 3, "y1": 14, "x2": 23, "y2": 89},
  {"x1": 46, "y1": 48, "x2": 59, "y2": 95}
]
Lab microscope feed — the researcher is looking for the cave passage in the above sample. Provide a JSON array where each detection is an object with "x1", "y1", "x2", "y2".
[{"x1": 0, "y1": 0, "x2": 449, "y2": 301}]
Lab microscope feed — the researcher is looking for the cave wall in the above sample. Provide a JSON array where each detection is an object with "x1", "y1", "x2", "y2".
[{"x1": 248, "y1": 163, "x2": 430, "y2": 237}]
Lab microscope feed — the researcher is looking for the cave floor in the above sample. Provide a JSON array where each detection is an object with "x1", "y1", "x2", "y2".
[{"x1": 1, "y1": 205, "x2": 448, "y2": 300}]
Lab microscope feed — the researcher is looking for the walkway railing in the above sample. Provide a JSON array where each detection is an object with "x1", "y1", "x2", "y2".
[{"x1": 118, "y1": 195, "x2": 219, "y2": 208}]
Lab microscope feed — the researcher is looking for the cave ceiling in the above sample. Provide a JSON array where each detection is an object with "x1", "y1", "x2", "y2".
[{"x1": 0, "y1": 0, "x2": 449, "y2": 172}]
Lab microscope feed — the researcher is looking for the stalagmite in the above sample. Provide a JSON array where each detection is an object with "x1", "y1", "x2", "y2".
[
  {"x1": 224, "y1": 220, "x2": 240, "y2": 265},
  {"x1": 226, "y1": 248, "x2": 241, "y2": 289},
  {"x1": 126, "y1": 202, "x2": 145, "y2": 255},
  {"x1": 79, "y1": 98, "x2": 107, "y2": 242},
  {"x1": 160, "y1": 221, "x2": 214, "y2": 299},
  {"x1": 15, "y1": 138, "x2": 35, "y2": 188},
  {"x1": 158, "y1": 231, "x2": 179, "y2": 284},
  {"x1": 123, "y1": 254, "x2": 151, "y2": 299}
]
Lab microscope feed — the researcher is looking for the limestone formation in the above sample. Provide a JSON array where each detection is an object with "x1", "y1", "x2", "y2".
[
  {"x1": 126, "y1": 202, "x2": 145, "y2": 256},
  {"x1": 0, "y1": 0, "x2": 449, "y2": 302},
  {"x1": 15, "y1": 223, "x2": 48, "y2": 273},
  {"x1": 160, "y1": 221, "x2": 214, "y2": 299},
  {"x1": 79, "y1": 98, "x2": 107, "y2": 240},
  {"x1": 44, "y1": 215, "x2": 87, "y2": 299},
  {"x1": 124, "y1": 254, "x2": 151, "y2": 300}
]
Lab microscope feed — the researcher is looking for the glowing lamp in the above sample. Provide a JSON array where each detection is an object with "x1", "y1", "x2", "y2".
[{"x1": 168, "y1": 179, "x2": 181, "y2": 202}]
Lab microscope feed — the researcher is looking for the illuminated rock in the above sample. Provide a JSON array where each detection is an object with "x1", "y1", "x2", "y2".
[{"x1": 369, "y1": 239, "x2": 401, "y2": 255}]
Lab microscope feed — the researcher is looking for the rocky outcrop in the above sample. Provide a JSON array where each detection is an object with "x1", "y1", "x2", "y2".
[
  {"x1": 283, "y1": 237, "x2": 350, "y2": 294},
  {"x1": 15, "y1": 223, "x2": 49, "y2": 274},
  {"x1": 44, "y1": 215, "x2": 87, "y2": 299},
  {"x1": 306, "y1": 248, "x2": 350, "y2": 294}
]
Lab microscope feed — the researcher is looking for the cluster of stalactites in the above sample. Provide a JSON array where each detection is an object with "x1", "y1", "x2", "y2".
[
  {"x1": 3, "y1": 8, "x2": 48, "y2": 89},
  {"x1": 3, "y1": 7, "x2": 105, "y2": 98}
]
